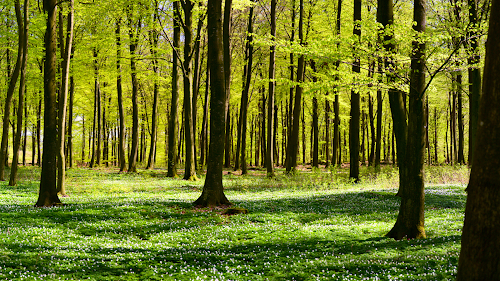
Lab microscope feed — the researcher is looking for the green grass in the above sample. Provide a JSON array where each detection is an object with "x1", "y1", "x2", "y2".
[{"x1": 0, "y1": 165, "x2": 468, "y2": 280}]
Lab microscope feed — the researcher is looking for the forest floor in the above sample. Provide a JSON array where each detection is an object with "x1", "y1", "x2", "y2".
[{"x1": 0, "y1": 164, "x2": 469, "y2": 280}]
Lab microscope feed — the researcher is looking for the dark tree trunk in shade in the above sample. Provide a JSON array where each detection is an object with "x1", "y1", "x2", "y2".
[
  {"x1": 311, "y1": 60, "x2": 319, "y2": 168},
  {"x1": 194, "y1": 0, "x2": 230, "y2": 207},
  {"x1": 467, "y1": 0, "x2": 481, "y2": 167},
  {"x1": 223, "y1": 0, "x2": 232, "y2": 169},
  {"x1": 116, "y1": 19, "x2": 127, "y2": 172},
  {"x1": 349, "y1": 0, "x2": 361, "y2": 182},
  {"x1": 147, "y1": 9, "x2": 160, "y2": 169},
  {"x1": 127, "y1": 7, "x2": 140, "y2": 173},
  {"x1": 285, "y1": 0, "x2": 304, "y2": 173},
  {"x1": 386, "y1": 0, "x2": 426, "y2": 240},
  {"x1": 457, "y1": 1, "x2": 500, "y2": 275},
  {"x1": 36, "y1": 0, "x2": 62, "y2": 207},
  {"x1": 266, "y1": 0, "x2": 276, "y2": 176},
  {"x1": 377, "y1": 0, "x2": 407, "y2": 195}
]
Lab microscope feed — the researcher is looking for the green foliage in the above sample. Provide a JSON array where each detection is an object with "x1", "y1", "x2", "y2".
[{"x1": 0, "y1": 166, "x2": 466, "y2": 280}]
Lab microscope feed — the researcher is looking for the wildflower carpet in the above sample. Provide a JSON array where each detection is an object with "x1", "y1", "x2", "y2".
[{"x1": 0, "y1": 166, "x2": 467, "y2": 280}]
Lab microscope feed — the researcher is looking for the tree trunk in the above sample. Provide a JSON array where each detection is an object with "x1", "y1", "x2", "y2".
[
  {"x1": 67, "y1": 75, "x2": 74, "y2": 168},
  {"x1": 9, "y1": 0, "x2": 28, "y2": 186},
  {"x1": 467, "y1": 0, "x2": 481, "y2": 167},
  {"x1": 223, "y1": 0, "x2": 232, "y2": 169},
  {"x1": 200, "y1": 67, "x2": 210, "y2": 168},
  {"x1": 146, "y1": 9, "x2": 160, "y2": 170},
  {"x1": 0, "y1": 1, "x2": 25, "y2": 181},
  {"x1": 238, "y1": 4, "x2": 254, "y2": 175},
  {"x1": 168, "y1": 3, "x2": 181, "y2": 177},
  {"x1": 285, "y1": 0, "x2": 304, "y2": 173},
  {"x1": 194, "y1": 0, "x2": 230, "y2": 207},
  {"x1": 378, "y1": 0, "x2": 407, "y2": 195},
  {"x1": 127, "y1": 7, "x2": 140, "y2": 173},
  {"x1": 349, "y1": 0, "x2": 361, "y2": 181},
  {"x1": 56, "y1": 0, "x2": 74, "y2": 196},
  {"x1": 457, "y1": 2, "x2": 500, "y2": 275},
  {"x1": 386, "y1": 0, "x2": 426, "y2": 240},
  {"x1": 36, "y1": 0, "x2": 62, "y2": 207},
  {"x1": 116, "y1": 19, "x2": 127, "y2": 172},
  {"x1": 266, "y1": 0, "x2": 276, "y2": 176}
]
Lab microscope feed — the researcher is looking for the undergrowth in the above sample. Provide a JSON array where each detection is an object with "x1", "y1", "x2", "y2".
[{"x1": 0, "y1": 165, "x2": 467, "y2": 280}]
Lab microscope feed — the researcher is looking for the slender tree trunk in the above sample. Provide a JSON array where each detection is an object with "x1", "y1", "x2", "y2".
[
  {"x1": 22, "y1": 94, "x2": 27, "y2": 166},
  {"x1": 37, "y1": 96, "x2": 41, "y2": 166},
  {"x1": 0, "y1": 1, "x2": 25, "y2": 181},
  {"x1": 200, "y1": 67, "x2": 210, "y2": 168},
  {"x1": 266, "y1": 0, "x2": 276, "y2": 176},
  {"x1": 56, "y1": 0, "x2": 73, "y2": 196},
  {"x1": 349, "y1": 0, "x2": 361, "y2": 181},
  {"x1": 238, "y1": 5, "x2": 254, "y2": 175},
  {"x1": 332, "y1": 0, "x2": 342, "y2": 167},
  {"x1": 168, "y1": 3, "x2": 181, "y2": 177},
  {"x1": 182, "y1": 0, "x2": 197, "y2": 180},
  {"x1": 286, "y1": 0, "x2": 304, "y2": 172},
  {"x1": 286, "y1": 0, "x2": 296, "y2": 168},
  {"x1": 194, "y1": 0, "x2": 230, "y2": 206},
  {"x1": 457, "y1": 3, "x2": 500, "y2": 275},
  {"x1": 116, "y1": 19, "x2": 127, "y2": 172},
  {"x1": 67, "y1": 75, "x2": 74, "y2": 168},
  {"x1": 9, "y1": 0, "x2": 28, "y2": 186},
  {"x1": 36, "y1": 0, "x2": 62, "y2": 207},
  {"x1": 127, "y1": 8, "x2": 140, "y2": 173},
  {"x1": 147, "y1": 11, "x2": 160, "y2": 169},
  {"x1": 223, "y1": 0, "x2": 232, "y2": 169}
]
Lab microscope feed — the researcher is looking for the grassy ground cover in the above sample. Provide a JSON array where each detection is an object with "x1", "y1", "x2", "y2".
[{"x1": 0, "y1": 165, "x2": 468, "y2": 280}]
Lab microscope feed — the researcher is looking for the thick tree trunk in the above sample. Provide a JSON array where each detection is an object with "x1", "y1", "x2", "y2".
[
  {"x1": 457, "y1": 1, "x2": 500, "y2": 275},
  {"x1": 386, "y1": 0, "x2": 426, "y2": 240},
  {"x1": 9, "y1": 0, "x2": 28, "y2": 186},
  {"x1": 36, "y1": 0, "x2": 62, "y2": 207},
  {"x1": 349, "y1": 0, "x2": 361, "y2": 181},
  {"x1": 467, "y1": 0, "x2": 481, "y2": 166},
  {"x1": 168, "y1": 3, "x2": 181, "y2": 177},
  {"x1": 194, "y1": 0, "x2": 230, "y2": 207}
]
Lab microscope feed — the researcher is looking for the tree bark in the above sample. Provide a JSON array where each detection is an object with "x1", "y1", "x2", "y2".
[
  {"x1": 266, "y1": 0, "x2": 276, "y2": 176},
  {"x1": 36, "y1": 0, "x2": 62, "y2": 207},
  {"x1": 168, "y1": 3, "x2": 181, "y2": 177},
  {"x1": 457, "y1": 1, "x2": 500, "y2": 275},
  {"x1": 127, "y1": 7, "x2": 140, "y2": 173},
  {"x1": 286, "y1": 0, "x2": 304, "y2": 173},
  {"x1": 386, "y1": 0, "x2": 426, "y2": 240},
  {"x1": 116, "y1": 18, "x2": 127, "y2": 172},
  {"x1": 56, "y1": 0, "x2": 74, "y2": 196},
  {"x1": 194, "y1": 0, "x2": 231, "y2": 207},
  {"x1": 349, "y1": 0, "x2": 361, "y2": 181},
  {"x1": 146, "y1": 9, "x2": 160, "y2": 170},
  {"x1": 9, "y1": 0, "x2": 29, "y2": 186},
  {"x1": 0, "y1": 1, "x2": 24, "y2": 181}
]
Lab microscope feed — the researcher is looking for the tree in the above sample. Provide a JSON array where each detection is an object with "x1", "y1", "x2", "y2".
[
  {"x1": 116, "y1": 18, "x2": 127, "y2": 172},
  {"x1": 285, "y1": 0, "x2": 304, "y2": 173},
  {"x1": 0, "y1": 2, "x2": 25, "y2": 181},
  {"x1": 456, "y1": 0, "x2": 500, "y2": 276},
  {"x1": 266, "y1": 0, "x2": 276, "y2": 177},
  {"x1": 386, "y1": 0, "x2": 426, "y2": 240},
  {"x1": 9, "y1": 0, "x2": 29, "y2": 187},
  {"x1": 56, "y1": 0, "x2": 74, "y2": 196},
  {"x1": 36, "y1": 0, "x2": 62, "y2": 207},
  {"x1": 127, "y1": 5, "x2": 140, "y2": 173},
  {"x1": 194, "y1": 0, "x2": 231, "y2": 207},
  {"x1": 167, "y1": 0, "x2": 181, "y2": 178},
  {"x1": 349, "y1": 0, "x2": 361, "y2": 182}
]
